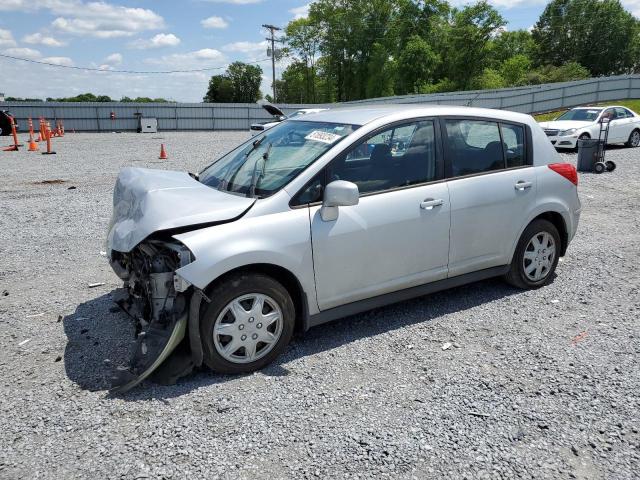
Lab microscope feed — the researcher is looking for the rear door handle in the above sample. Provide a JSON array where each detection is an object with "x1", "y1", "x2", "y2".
[
  {"x1": 514, "y1": 181, "x2": 533, "y2": 191},
  {"x1": 420, "y1": 198, "x2": 444, "y2": 210}
]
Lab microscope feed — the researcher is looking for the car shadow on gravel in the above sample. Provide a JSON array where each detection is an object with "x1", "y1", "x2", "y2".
[{"x1": 62, "y1": 276, "x2": 529, "y2": 399}]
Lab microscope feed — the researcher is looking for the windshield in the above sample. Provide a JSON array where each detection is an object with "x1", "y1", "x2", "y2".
[
  {"x1": 199, "y1": 120, "x2": 359, "y2": 198},
  {"x1": 556, "y1": 108, "x2": 602, "y2": 122}
]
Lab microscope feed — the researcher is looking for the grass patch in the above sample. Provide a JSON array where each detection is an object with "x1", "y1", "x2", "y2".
[{"x1": 533, "y1": 99, "x2": 640, "y2": 122}]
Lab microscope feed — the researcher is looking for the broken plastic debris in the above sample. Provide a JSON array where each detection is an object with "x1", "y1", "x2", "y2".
[
  {"x1": 441, "y1": 342, "x2": 452, "y2": 351},
  {"x1": 88, "y1": 282, "x2": 106, "y2": 288},
  {"x1": 100, "y1": 251, "x2": 107, "y2": 257},
  {"x1": 18, "y1": 339, "x2": 31, "y2": 346}
]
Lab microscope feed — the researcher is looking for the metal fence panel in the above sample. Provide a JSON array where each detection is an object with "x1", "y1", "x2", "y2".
[{"x1": 2, "y1": 74, "x2": 639, "y2": 131}]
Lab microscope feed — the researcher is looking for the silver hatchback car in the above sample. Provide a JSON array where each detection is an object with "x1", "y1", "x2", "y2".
[{"x1": 106, "y1": 105, "x2": 581, "y2": 391}]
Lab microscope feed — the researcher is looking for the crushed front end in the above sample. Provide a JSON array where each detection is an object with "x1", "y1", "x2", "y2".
[{"x1": 109, "y1": 239, "x2": 194, "y2": 393}]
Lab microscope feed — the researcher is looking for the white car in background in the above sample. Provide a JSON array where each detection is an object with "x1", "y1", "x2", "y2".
[
  {"x1": 539, "y1": 105, "x2": 640, "y2": 149},
  {"x1": 250, "y1": 103, "x2": 328, "y2": 136}
]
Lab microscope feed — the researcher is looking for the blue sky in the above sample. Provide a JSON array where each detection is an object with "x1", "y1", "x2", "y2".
[{"x1": 0, "y1": 0, "x2": 638, "y2": 102}]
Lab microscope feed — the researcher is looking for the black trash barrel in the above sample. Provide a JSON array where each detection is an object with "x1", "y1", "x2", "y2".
[{"x1": 577, "y1": 138, "x2": 599, "y2": 172}]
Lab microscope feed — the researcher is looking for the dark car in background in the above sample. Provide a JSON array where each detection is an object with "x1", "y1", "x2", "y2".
[{"x1": 0, "y1": 110, "x2": 14, "y2": 136}]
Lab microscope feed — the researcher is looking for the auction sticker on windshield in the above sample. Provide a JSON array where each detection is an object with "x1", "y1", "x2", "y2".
[{"x1": 305, "y1": 130, "x2": 342, "y2": 144}]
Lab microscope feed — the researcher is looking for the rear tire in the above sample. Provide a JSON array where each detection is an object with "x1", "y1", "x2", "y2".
[
  {"x1": 504, "y1": 219, "x2": 561, "y2": 289},
  {"x1": 200, "y1": 272, "x2": 295, "y2": 374},
  {"x1": 594, "y1": 162, "x2": 606, "y2": 174},
  {"x1": 625, "y1": 129, "x2": 640, "y2": 148}
]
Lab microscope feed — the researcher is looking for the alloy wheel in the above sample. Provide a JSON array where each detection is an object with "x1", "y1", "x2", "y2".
[
  {"x1": 631, "y1": 131, "x2": 640, "y2": 147},
  {"x1": 213, "y1": 293, "x2": 283, "y2": 364},
  {"x1": 523, "y1": 232, "x2": 556, "y2": 282}
]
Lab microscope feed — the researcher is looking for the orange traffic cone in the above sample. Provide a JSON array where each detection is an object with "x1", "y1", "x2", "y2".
[
  {"x1": 42, "y1": 123, "x2": 56, "y2": 155},
  {"x1": 159, "y1": 144, "x2": 168, "y2": 160},
  {"x1": 2, "y1": 116, "x2": 21, "y2": 151},
  {"x1": 28, "y1": 131, "x2": 39, "y2": 151}
]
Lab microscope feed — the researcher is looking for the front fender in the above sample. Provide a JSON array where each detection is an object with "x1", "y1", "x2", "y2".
[{"x1": 173, "y1": 208, "x2": 318, "y2": 314}]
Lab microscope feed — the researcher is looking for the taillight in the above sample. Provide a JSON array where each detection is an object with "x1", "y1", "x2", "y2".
[{"x1": 548, "y1": 163, "x2": 578, "y2": 186}]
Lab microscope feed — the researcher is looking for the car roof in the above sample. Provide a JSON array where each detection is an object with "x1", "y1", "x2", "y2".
[{"x1": 289, "y1": 104, "x2": 534, "y2": 126}]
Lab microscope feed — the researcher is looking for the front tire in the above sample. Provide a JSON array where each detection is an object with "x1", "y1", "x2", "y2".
[
  {"x1": 200, "y1": 273, "x2": 295, "y2": 374},
  {"x1": 625, "y1": 129, "x2": 640, "y2": 148},
  {"x1": 505, "y1": 219, "x2": 561, "y2": 289}
]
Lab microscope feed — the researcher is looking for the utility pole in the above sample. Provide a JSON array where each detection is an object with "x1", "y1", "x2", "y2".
[{"x1": 262, "y1": 24, "x2": 282, "y2": 103}]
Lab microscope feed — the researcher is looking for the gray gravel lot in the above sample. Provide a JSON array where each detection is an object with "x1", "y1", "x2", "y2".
[{"x1": 0, "y1": 131, "x2": 638, "y2": 479}]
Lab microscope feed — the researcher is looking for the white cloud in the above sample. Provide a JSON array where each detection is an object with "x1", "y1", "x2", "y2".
[
  {"x1": 0, "y1": 1, "x2": 165, "y2": 38},
  {"x1": 289, "y1": 4, "x2": 310, "y2": 19},
  {"x1": 129, "y1": 33, "x2": 181, "y2": 49},
  {"x1": 201, "y1": 16, "x2": 229, "y2": 29},
  {"x1": 104, "y1": 52, "x2": 122, "y2": 65},
  {"x1": 0, "y1": 29, "x2": 17, "y2": 48},
  {"x1": 145, "y1": 48, "x2": 226, "y2": 70},
  {"x1": 222, "y1": 40, "x2": 268, "y2": 54},
  {"x1": 22, "y1": 32, "x2": 67, "y2": 47},
  {"x1": 3, "y1": 47, "x2": 42, "y2": 60},
  {"x1": 0, "y1": 0, "x2": 27, "y2": 10},
  {"x1": 42, "y1": 56, "x2": 73, "y2": 66}
]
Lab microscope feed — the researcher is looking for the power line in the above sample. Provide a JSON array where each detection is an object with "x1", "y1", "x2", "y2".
[{"x1": 0, "y1": 53, "x2": 271, "y2": 74}]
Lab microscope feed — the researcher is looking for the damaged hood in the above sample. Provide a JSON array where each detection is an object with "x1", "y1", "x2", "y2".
[{"x1": 107, "y1": 167, "x2": 255, "y2": 253}]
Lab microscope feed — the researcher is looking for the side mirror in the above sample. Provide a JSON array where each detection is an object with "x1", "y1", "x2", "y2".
[{"x1": 321, "y1": 180, "x2": 359, "y2": 221}]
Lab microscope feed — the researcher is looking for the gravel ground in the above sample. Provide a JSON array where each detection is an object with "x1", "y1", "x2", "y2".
[{"x1": 0, "y1": 131, "x2": 638, "y2": 479}]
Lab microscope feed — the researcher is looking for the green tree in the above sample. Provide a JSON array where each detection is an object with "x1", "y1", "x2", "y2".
[
  {"x1": 471, "y1": 68, "x2": 505, "y2": 90},
  {"x1": 396, "y1": 35, "x2": 439, "y2": 94},
  {"x1": 227, "y1": 61, "x2": 263, "y2": 103},
  {"x1": 500, "y1": 54, "x2": 532, "y2": 86},
  {"x1": 532, "y1": 0, "x2": 639, "y2": 75},
  {"x1": 366, "y1": 43, "x2": 396, "y2": 98},
  {"x1": 286, "y1": 18, "x2": 322, "y2": 102},
  {"x1": 276, "y1": 61, "x2": 309, "y2": 103},
  {"x1": 491, "y1": 30, "x2": 536, "y2": 66},
  {"x1": 204, "y1": 75, "x2": 234, "y2": 102},
  {"x1": 526, "y1": 62, "x2": 590, "y2": 84},
  {"x1": 309, "y1": 0, "x2": 397, "y2": 101},
  {"x1": 446, "y1": 1, "x2": 506, "y2": 90}
]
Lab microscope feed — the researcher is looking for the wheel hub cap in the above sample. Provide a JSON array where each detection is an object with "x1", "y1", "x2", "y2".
[
  {"x1": 213, "y1": 293, "x2": 283, "y2": 364},
  {"x1": 523, "y1": 232, "x2": 556, "y2": 282}
]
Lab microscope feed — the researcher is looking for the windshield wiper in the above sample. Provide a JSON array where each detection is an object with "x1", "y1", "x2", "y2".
[
  {"x1": 218, "y1": 136, "x2": 266, "y2": 192},
  {"x1": 249, "y1": 142, "x2": 272, "y2": 198}
]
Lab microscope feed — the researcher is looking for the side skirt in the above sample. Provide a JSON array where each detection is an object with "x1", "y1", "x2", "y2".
[{"x1": 307, "y1": 265, "x2": 510, "y2": 329}]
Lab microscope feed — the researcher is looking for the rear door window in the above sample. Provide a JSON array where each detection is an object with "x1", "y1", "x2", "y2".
[
  {"x1": 501, "y1": 123, "x2": 526, "y2": 168},
  {"x1": 444, "y1": 119, "x2": 504, "y2": 177}
]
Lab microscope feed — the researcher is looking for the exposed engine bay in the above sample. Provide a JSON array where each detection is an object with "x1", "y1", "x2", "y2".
[{"x1": 109, "y1": 239, "x2": 195, "y2": 393}]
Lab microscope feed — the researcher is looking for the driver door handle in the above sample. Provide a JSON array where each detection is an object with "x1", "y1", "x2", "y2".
[
  {"x1": 420, "y1": 198, "x2": 444, "y2": 210},
  {"x1": 514, "y1": 181, "x2": 533, "y2": 191}
]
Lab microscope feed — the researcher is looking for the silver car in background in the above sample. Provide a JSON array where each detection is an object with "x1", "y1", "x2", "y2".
[{"x1": 106, "y1": 105, "x2": 581, "y2": 392}]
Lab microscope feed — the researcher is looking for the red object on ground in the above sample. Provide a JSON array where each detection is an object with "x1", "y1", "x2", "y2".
[{"x1": 159, "y1": 144, "x2": 168, "y2": 160}]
